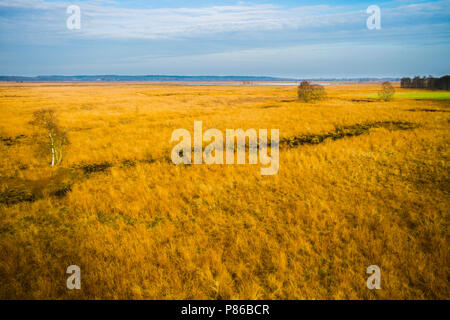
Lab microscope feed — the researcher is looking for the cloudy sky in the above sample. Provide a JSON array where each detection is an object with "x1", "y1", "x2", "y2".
[{"x1": 0, "y1": 0, "x2": 449, "y2": 77}]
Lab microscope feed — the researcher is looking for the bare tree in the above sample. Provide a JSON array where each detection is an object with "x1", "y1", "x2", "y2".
[
  {"x1": 30, "y1": 109, "x2": 68, "y2": 166},
  {"x1": 378, "y1": 81, "x2": 395, "y2": 101},
  {"x1": 298, "y1": 81, "x2": 326, "y2": 103}
]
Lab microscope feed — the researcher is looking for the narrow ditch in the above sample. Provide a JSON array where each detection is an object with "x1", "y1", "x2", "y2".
[
  {"x1": 0, "y1": 121, "x2": 418, "y2": 205},
  {"x1": 280, "y1": 121, "x2": 417, "y2": 148}
]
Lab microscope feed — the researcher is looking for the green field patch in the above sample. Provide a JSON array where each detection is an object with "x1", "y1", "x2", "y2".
[{"x1": 364, "y1": 91, "x2": 450, "y2": 100}]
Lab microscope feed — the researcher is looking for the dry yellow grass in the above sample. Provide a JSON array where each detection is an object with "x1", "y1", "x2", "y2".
[{"x1": 0, "y1": 82, "x2": 448, "y2": 299}]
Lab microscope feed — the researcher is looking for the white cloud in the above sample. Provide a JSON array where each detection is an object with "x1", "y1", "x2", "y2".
[
  {"x1": 0, "y1": 0, "x2": 371, "y2": 40},
  {"x1": 0, "y1": 0, "x2": 448, "y2": 41}
]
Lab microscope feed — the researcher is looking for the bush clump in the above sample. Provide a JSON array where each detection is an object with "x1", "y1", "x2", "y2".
[
  {"x1": 378, "y1": 81, "x2": 395, "y2": 101},
  {"x1": 297, "y1": 81, "x2": 326, "y2": 103}
]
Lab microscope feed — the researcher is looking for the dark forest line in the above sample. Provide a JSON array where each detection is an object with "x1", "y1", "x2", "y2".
[{"x1": 401, "y1": 76, "x2": 450, "y2": 90}]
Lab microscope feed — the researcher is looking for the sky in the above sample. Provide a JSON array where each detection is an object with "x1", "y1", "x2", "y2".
[{"x1": 0, "y1": 0, "x2": 449, "y2": 78}]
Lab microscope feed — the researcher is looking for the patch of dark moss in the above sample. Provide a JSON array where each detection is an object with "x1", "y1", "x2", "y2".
[
  {"x1": 18, "y1": 163, "x2": 28, "y2": 170},
  {"x1": 51, "y1": 184, "x2": 73, "y2": 198},
  {"x1": 96, "y1": 212, "x2": 163, "y2": 229},
  {"x1": 262, "y1": 105, "x2": 280, "y2": 109},
  {"x1": 0, "y1": 223, "x2": 15, "y2": 235},
  {"x1": 139, "y1": 158, "x2": 157, "y2": 164},
  {"x1": 0, "y1": 168, "x2": 78, "y2": 205},
  {"x1": 407, "y1": 109, "x2": 449, "y2": 113},
  {"x1": 147, "y1": 216, "x2": 163, "y2": 229},
  {"x1": 351, "y1": 99, "x2": 376, "y2": 103},
  {"x1": 0, "y1": 186, "x2": 35, "y2": 205},
  {"x1": 120, "y1": 159, "x2": 136, "y2": 168},
  {"x1": 18, "y1": 213, "x2": 65, "y2": 230},
  {"x1": 79, "y1": 162, "x2": 113, "y2": 174},
  {"x1": 0, "y1": 134, "x2": 26, "y2": 146},
  {"x1": 280, "y1": 99, "x2": 296, "y2": 102},
  {"x1": 280, "y1": 121, "x2": 418, "y2": 148},
  {"x1": 97, "y1": 212, "x2": 139, "y2": 227}
]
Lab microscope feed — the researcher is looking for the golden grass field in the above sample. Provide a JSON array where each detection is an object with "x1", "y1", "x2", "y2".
[{"x1": 0, "y1": 82, "x2": 448, "y2": 299}]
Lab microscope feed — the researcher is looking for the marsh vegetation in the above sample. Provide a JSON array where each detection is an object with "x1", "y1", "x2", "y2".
[{"x1": 0, "y1": 82, "x2": 448, "y2": 299}]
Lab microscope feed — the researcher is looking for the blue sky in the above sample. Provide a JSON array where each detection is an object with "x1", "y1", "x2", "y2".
[{"x1": 0, "y1": 0, "x2": 449, "y2": 77}]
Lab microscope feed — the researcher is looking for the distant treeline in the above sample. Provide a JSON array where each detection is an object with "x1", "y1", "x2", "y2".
[{"x1": 401, "y1": 76, "x2": 450, "y2": 90}]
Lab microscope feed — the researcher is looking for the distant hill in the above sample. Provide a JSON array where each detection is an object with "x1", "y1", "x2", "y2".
[
  {"x1": 0, "y1": 75, "x2": 296, "y2": 82},
  {"x1": 0, "y1": 75, "x2": 400, "y2": 83}
]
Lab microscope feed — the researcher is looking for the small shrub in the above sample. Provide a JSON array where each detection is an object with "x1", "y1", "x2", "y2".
[
  {"x1": 297, "y1": 81, "x2": 326, "y2": 103},
  {"x1": 378, "y1": 81, "x2": 395, "y2": 101}
]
